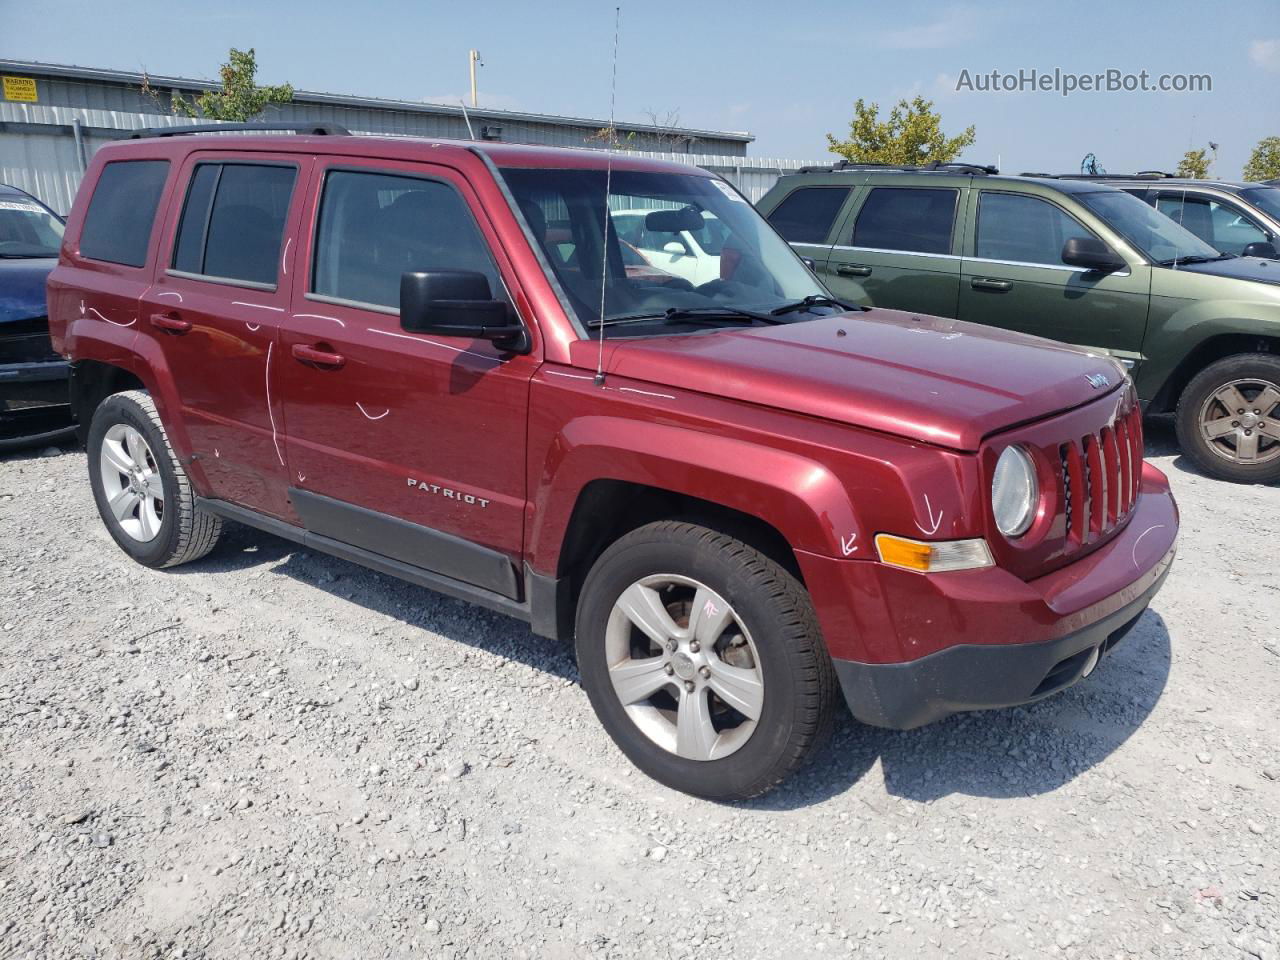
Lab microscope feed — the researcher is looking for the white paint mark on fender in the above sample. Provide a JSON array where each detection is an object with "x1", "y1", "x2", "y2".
[
  {"x1": 233, "y1": 301, "x2": 286, "y2": 313},
  {"x1": 544, "y1": 370, "x2": 595, "y2": 381},
  {"x1": 355, "y1": 402, "x2": 390, "y2": 421},
  {"x1": 214, "y1": 448, "x2": 220, "y2": 458},
  {"x1": 156, "y1": 291, "x2": 184, "y2": 302},
  {"x1": 619, "y1": 386, "x2": 675, "y2": 400},
  {"x1": 282, "y1": 237, "x2": 292, "y2": 276},
  {"x1": 79, "y1": 300, "x2": 85, "y2": 316},
  {"x1": 915, "y1": 494, "x2": 943, "y2": 536},
  {"x1": 1131, "y1": 524, "x2": 1166, "y2": 570},
  {"x1": 295, "y1": 312, "x2": 346, "y2": 328},
  {"x1": 841, "y1": 532, "x2": 858, "y2": 556},
  {"x1": 265, "y1": 341, "x2": 284, "y2": 466},
  {"x1": 297, "y1": 471, "x2": 305, "y2": 483},
  {"x1": 245, "y1": 322, "x2": 261, "y2": 332},
  {"x1": 89, "y1": 307, "x2": 135, "y2": 327}
]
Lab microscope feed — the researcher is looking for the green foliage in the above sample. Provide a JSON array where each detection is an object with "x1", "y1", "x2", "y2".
[
  {"x1": 1176, "y1": 147, "x2": 1211, "y2": 179},
  {"x1": 826, "y1": 96, "x2": 976, "y2": 165},
  {"x1": 166, "y1": 48, "x2": 293, "y2": 122},
  {"x1": 1243, "y1": 137, "x2": 1280, "y2": 182}
]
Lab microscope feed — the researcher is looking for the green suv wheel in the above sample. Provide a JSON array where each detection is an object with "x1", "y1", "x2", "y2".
[{"x1": 1175, "y1": 354, "x2": 1280, "y2": 484}]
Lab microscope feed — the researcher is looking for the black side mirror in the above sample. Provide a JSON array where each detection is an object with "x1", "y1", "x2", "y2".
[
  {"x1": 1241, "y1": 240, "x2": 1279, "y2": 260},
  {"x1": 400, "y1": 270, "x2": 529, "y2": 352},
  {"x1": 1061, "y1": 236, "x2": 1126, "y2": 273}
]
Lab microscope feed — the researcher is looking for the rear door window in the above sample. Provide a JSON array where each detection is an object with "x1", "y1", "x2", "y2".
[
  {"x1": 850, "y1": 187, "x2": 957, "y2": 254},
  {"x1": 310, "y1": 169, "x2": 504, "y2": 311},
  {"x1": 171, "y1": 162, "x2": 297, "y2": 287},
  {"x1": 974, "y1": 192, "x2": 1096, "y2": 266},
  {"x1": 766, "y1": 187, "x2": 850, "y2": 244},
  {"x1": 79, "y1": 160, "x2": 170, "y2": 267}
]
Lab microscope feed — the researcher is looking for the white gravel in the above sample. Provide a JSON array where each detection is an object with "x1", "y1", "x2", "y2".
[{"x1": 1, "y1": 417, "x2": 1277, "y2": 960}]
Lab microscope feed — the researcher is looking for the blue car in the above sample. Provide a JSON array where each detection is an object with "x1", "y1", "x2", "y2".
[{"x1": 0, "y1": 183, "x2": 72, "y2": 449}]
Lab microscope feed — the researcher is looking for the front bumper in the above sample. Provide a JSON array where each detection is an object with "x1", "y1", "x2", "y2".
[
  {"x1": 1, "y1": 360, "x2": 73, "y2": 447},
  {"x1": 810, "y1": 463, "x2": 1178, "y2": 729}
]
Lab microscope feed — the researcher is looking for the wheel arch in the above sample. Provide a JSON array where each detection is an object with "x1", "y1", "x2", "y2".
[{"x1": 1148, "y1": 330, "x2": 1280, "y2": 414}]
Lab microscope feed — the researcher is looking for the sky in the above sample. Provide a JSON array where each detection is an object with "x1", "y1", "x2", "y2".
[{"x1": 4, "y1": 0, "x2": 1278, "y2": 178}]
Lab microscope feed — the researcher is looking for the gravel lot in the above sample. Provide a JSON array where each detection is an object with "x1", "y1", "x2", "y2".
[{"x1": 1, "y1": 417, "x2": 1277, "y2": 960}]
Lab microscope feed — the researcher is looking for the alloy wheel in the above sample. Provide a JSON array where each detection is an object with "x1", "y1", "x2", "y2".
[
  {"x1": 604, "y1": 574, "x2": 764, "y2": 761},
  {"x1": 99, "y1": 423, "x2": 165, "y2": 542},
  {"x1": 1197, "y1": 378, "x2": 1280, "y2": 465}
]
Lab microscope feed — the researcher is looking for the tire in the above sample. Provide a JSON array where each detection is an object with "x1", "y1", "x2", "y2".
[
  {"x1": 1175, "y1": 353, "x2": 1280, "y2": 484},
  {"x1": 87, "y1": 390, "x2": 222, "y2": 568},
  {"x1": 575, "y1": 520, "x2": 839, "y2": 801}
]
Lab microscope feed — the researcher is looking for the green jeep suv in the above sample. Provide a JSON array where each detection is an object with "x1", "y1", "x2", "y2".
[{"x1": 759, "y1": 163, "x2": 1280, "y2": 483}]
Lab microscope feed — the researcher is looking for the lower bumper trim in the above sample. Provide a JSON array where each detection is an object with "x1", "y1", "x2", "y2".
[{"x1": 832, "y1": 549, "x2": 1173, "y2": 730}]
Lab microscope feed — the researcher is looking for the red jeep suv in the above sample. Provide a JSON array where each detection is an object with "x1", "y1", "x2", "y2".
[{"x1": 47, "y1": 124, "x2": 1178, "y2": 800}]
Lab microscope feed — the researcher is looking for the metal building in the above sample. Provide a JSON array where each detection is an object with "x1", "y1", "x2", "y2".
[{"x1": 0, "y1": 59, "x2": 821, "y2": 214}]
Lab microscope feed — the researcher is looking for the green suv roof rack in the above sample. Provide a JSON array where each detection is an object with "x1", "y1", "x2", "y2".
[
  {"x1": 793, "y1": 161, "x2": 999, "y2": 175},
  {"x1": 1021, "y1": 170, "x2": 1176, "y2": 180}
]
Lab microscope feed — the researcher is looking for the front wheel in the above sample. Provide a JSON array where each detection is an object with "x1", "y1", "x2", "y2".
[
  {"x1": 575, "y1": 521, "x2": 839, "y2": 801},
  {"x1": 1175, "y1": 354, "x2": 1280, "y2": 484}
]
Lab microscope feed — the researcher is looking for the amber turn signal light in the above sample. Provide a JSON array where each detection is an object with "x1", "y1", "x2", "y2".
[{"x1": 874, "y1": 534, "x2": 994, "y2": 573}]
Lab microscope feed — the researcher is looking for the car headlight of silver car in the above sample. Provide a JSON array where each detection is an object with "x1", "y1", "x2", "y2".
[{"x1": 991, "y1": 445, "x2": 1038, "y2": 538}]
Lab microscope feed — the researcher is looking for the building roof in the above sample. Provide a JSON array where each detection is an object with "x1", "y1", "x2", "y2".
[{"x1": 0, "y1": 58, "x2": 754, "y2": 144}]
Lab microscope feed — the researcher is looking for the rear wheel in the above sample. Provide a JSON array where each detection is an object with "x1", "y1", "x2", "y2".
[
  {"x1": 1175, "y1": 354, "x2": 1280, "y2": 484},
  {"x1": 87, "y1": 390, "x2": 222, "y2": 567},
  {"x1": 575, "y1": 521, "x2": 838, "y2": 801}
]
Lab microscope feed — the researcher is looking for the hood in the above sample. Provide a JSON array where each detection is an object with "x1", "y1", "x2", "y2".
[
  {"x1": 601, "y1": 309, "x2": 1125, "y2": 451},
  {"x1": 1174, "y1": 256, "x2": 1280, "y2": 286},
  {"x1": 0, "y1": 257, "x2": 56, "y2": 325}
]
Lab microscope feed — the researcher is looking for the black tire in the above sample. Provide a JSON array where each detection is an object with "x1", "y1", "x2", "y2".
[
  {"x1": 87, "y1": 390, "x2": 222, "y2": 568},
  {"x1": 575, "y1": 521, "x2": 839, "y2": 801},
  {"x1": 1175, "y1": 353, "x2": 1280, "y2": 484}
]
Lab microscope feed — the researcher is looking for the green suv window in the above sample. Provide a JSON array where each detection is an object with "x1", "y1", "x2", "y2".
[
  {"x1": 975, "y1": 192, "x2": 1094, "y2": 267},
  {"x1": 767, "y1": 186, "x2": 850, "y2": 244},
  {"x1": 851, "y1": 187, "x2": 956, "y2": 254}
]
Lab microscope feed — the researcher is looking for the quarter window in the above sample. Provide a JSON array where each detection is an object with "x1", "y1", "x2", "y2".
[
  {"x1": 850, "y1": 187, "x2": 957, "y2": 254},
  {"x1": 311, "y1": 170, "x2": 503, "y2": 311},
  {"x1": 766, "y1": 187, "x2": 849, "y2": 244},
  {"x1": 79, "y1": 160, "x2": 169, "y2": 267},
  {"x1": 975, "y1": 192, "x2": 1095, "y2": 267},
  {"x1": 171, "y1": 163, "x2": 297, "y2": 286}
]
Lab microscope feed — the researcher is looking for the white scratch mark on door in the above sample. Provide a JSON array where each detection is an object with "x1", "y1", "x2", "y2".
[
  {"x1": 265, "y1": 341, "x2": 284, "y2": 466},
  {"x1": 356, "y1": 402, "x2": 390, "y2": 421}
]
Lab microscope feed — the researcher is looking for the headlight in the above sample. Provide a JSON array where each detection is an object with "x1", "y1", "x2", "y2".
[{"x1": 992, "y1": 445, "x2": 1038, "y2": 537}]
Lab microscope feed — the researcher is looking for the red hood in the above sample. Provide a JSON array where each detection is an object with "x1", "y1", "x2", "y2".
[{"x1": 590, "y1": 308, "x2": 1126, "y2": 451}]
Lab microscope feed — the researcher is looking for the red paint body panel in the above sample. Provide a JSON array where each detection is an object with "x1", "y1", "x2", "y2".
[{"x1": 49, "y1": 133, "x2": 1179, "y2": 685}]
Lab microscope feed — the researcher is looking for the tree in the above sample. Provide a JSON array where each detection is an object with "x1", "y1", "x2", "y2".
[
  {"x1": 146, "y1": 48, "x2": 293, "y2": 122},
  {"x1": 1243, "y1": 137, "x2": 1280, "y2": 182},
  {"x1": 1176, "y1": 145, "x2": 1213, "y2": 178},
  {"x1": 826, "y1": 96, "x2": 976, "y2": 166}
]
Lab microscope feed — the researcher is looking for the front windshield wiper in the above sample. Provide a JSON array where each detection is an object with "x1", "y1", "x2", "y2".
[
  {"x1": 769, "y1": 294, "x2": 864, "y2": 316},
  {"x1": 1158, "y1": 253, "x2": 1235, "y2": 266},
  {"x1": 589, "y1": 306, "x2": 786, "y2": 328}
]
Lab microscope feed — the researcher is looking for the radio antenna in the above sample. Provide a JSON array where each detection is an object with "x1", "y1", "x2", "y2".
[{"x1": 594, "y1": 6, "x2": 621, "y2": 387}]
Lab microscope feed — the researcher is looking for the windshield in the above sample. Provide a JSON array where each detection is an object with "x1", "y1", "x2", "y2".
[
  {"x1": 1241, "y1": 186, "x2": 1280, "y2": 222},
  {"x1": 1078, "y1": 190, "x2": 1221, "y2": 264},
  {"x1": 498, "y1": 167, "x2": 827, "y2": 336},
  {"x1": 0, "y1": 194, "x2": 64, "y2": 258}
]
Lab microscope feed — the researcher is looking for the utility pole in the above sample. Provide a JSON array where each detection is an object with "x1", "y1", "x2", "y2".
[{"x1": 468, "y1": 49, "x2": 483, "y2": 107}]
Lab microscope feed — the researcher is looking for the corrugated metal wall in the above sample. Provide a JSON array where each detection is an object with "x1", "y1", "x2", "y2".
[{"x1": 0, "y1": 102, "x2": 820, "y2": 214}]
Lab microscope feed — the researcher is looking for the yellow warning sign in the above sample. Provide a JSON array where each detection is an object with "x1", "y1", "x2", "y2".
[{"x1": 2, "y1": 76, "x2": 38, "y2": 102}]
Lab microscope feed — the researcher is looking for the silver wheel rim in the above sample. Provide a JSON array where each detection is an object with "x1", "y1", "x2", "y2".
[
  {"x1": 605, "y1": 574, "x2": 764, "y2": 762},
  {"x1": 99, "y1": 423, "x2": 165, "y2": 542},
  {"x1": 1198, "y1": 378, "x2": 1280, "y2": 465}
]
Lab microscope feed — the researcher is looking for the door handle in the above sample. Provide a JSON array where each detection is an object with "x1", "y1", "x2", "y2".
[
  {"x1": 149, "y1": 313, "x2": 191, "y2": 334},
  {"x1": 970, "y1": 278, "x2": 1013, "y2": 292},
  {"x1": 291, "y1": 343, "x2": 346, "y2": 369},
  {"x1": 837, "y1": 264, "x2": 873, "y2": 277}
]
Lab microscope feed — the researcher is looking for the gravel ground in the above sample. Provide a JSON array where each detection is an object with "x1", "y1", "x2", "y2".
[{"x1": 1, "y1": 416, "x2": 1277, "y2": 960}]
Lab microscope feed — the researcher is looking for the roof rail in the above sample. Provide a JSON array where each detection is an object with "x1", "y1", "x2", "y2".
[
  {"x1": 129, "y1": 122, "x2": 350, "y2": 139},
  {"x1": 792, "y1": 160, "x2": 998, "y2": 175},
  {"x1": 1020, "y1": 170, "x2": 1177, "y2": 180}
]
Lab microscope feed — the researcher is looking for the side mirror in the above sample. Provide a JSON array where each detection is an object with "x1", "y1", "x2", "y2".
[
  {"x1": 400, "y1": 271, "x2": 529, "y2": 352},
  {"x1": 661, "y1": 241, "x2": 686, "y2": 256},
  {"x1": 1061, "y1": 236, "x2": 1126, "y2": 273},
  {"x1": 1242, "y1": 240, "x2": 1279, "y2": 260}
]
